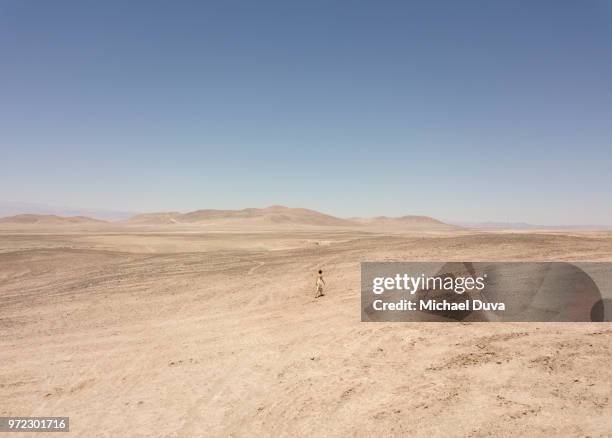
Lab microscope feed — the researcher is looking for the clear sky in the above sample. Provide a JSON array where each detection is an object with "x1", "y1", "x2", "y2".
[{"x1": 1, "y1": 1, "x2": 611, "y2": 224}]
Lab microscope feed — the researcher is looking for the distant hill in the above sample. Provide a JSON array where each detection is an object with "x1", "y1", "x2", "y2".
[
  {"x1": 125, "y1": 206, "x2": 456, "y2": 230},
  {"x1": 125, "y1": 205, "x2": 355, "y2": 227},
  {"x1": 454, "y1": 221, "x2": 612, "y2": 230},
  {"x1": 0, "y1": 214, "x2": 106, "y2": 225},
  {"x1": 353, "y1": 215, "x2": 450, "y2": 226},
  {"x1": 351, "y1": 215, "x2": 460, "y2": 231},
  {"x1": 0, "y1": 202, "x2": 135, "y2": 221},
  {"x1": 123, "y1": 212, "x2": 183, "y2": 225},
  {"x1": 0, "y1": 205, "x2": 458, "y2": 231}
]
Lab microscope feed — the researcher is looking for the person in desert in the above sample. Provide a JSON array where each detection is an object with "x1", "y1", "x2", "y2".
[{"x1": 315, "y1": 269, "x2": 326, "y2": 298}]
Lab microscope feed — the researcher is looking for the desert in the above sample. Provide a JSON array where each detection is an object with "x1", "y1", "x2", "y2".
[
  {"x1": 1, "y1": 208, "x2": 611, "y2": 437},
  {"x1": 3, "y1": 2, "x2": 611, "y2": 436}
]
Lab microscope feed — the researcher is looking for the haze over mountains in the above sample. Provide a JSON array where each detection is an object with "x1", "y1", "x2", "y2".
[
  {"x1": 0, "y1": 214, "x2": 105, "y2": 225},
  {"x1": 0, "y1": 205, "x2": 457, "y2": 231},
  {"x1": 1, "y1": 204, "x2": 610, "y2": 230},
  {"x1": 0, "y1": 201, "x2": 134, "y2": 221},
  {"x1": 352, "y1": 215, "x2": 450, "y2": 227},
  {"x1": 453, "y1": 221, "x2": 612, "y2": 230},
  {"x1": 125, "y1": 205, "x2": 354, "y2": 227}
]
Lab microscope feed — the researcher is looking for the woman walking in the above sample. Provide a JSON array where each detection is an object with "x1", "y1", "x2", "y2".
[{"x1": 315, "y1": 269, "x2": 326, "y2": 298}]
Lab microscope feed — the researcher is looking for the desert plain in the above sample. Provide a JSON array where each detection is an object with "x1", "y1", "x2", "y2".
[{"x1": 1, "y1": 209, "x2": 611, "y2": 437}]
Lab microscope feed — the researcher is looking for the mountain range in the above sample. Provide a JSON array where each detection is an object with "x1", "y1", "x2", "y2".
[
  {"x1": 1, "y1": 203, "x2": 609, "y2": 230},
  {"x1": 0, "y1": 205, "x2": 457, "y2": 230},
  {"x1": 0, "y1": 202, "x2": 135, "y2": 221}
]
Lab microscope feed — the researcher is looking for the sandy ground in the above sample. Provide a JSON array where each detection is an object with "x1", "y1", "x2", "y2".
[{"x1": 1, "y1": 228, "x2": 611, "y2": 437}]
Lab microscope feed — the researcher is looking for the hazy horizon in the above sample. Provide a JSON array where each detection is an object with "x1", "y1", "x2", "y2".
[
  {"x1": 2, "y1": 200, "x2": 612, "y2": 227},
  {"x1": 2, "y1": 1, "x2": 611, "y2": 225}
]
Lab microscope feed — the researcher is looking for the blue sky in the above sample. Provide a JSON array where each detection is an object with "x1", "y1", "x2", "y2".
[{"x1": 1, "y1": 1, "x2": 611, "y2": 224}]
